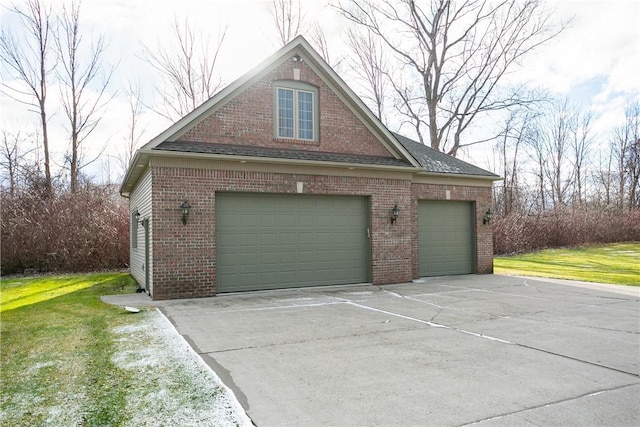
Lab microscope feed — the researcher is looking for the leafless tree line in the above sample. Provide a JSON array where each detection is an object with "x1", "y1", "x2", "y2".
[
  {"x1": 491, "y1": 100, "x2": 640, "y2": 253},
  {"x1": 0, "y1": 0, "x2": 113, "y2": 195},
  {"x1": 493, "y1": 100, "x2": 640, "y2": 214}
]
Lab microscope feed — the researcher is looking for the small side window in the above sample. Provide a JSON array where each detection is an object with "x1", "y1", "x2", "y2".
[{"x1": 132, "y1": 212, "x2": 138, "y2": 249}]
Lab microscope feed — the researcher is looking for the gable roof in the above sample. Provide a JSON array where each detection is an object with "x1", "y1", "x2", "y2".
[
  {"x1": 141, "y1": 35, "x2": 419, "y2": 161},
  {"x1": 121, "y1": 36, "x2": 499, "y2": 196}
]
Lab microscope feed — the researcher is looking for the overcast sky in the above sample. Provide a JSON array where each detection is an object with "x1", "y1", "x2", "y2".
[{"x1": 1, "y1": 0, "x2": 638, "y2": 182}]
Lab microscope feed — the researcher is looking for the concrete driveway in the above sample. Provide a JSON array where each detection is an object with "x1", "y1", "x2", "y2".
[{"x1": 153, "y1": 275, "x2": 639, "y2": 426}]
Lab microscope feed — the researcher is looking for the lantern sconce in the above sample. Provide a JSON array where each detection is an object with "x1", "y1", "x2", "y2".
[
  {"x1": 483, "y1": 208, "x2": 494, "y2": 225},
  {"x1": 390, "y1": 204, "x2": 400, "y2": 224},
  {"x1": 180, "y1": 201, "x2": 191, "y2": 225},
  {"x1": 133, "y1": 209, "x2": 144, "y2": 225}
]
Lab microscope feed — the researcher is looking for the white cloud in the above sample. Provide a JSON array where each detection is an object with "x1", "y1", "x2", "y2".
[{"x1": 1, "y1": 0, "x2": 638, "y2": 182}]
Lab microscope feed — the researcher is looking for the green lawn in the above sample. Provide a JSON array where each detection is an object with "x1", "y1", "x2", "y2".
[
  {"x1": 1, "y1": 273, "x2": 248, "y2": 426},
  {"x1": 494, "y1": 242, "x2": 640, "y2": 286},
  {"x1": 1, "y1": 273, "x2": 140, "y2": 425}
]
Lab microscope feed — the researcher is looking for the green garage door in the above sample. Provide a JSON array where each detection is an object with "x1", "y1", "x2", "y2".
[
  {"x1": 216, "y1": 193, "x2": 370, "y2": 292},
  {"x1": 418, "y1": 201, "x2": 475, "y2": 276}
]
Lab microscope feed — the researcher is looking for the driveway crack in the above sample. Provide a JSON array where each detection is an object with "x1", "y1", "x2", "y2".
[{"x1": 458, "y1": 383, "x2": 640, "y2": 426}]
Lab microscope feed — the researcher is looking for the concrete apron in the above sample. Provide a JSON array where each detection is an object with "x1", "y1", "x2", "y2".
[{"x1": 113, "y1": 275, "x2": 640, "y2": 426}]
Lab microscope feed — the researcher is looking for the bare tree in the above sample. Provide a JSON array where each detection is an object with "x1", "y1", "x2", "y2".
[
  {"x1": 494, "y1": 109, "x2": 537, "y2": 214},
  {"x1": 117, "y1": 80, "x2": 147, "y2": 176},
  {"x1": 524, "y1": 120, "x2": 547, "y2": 211},
  {"x1": 336, "y1": 0, "x2": 564, "y2": 156},
  {"x1": 541, "y1": 99, "x2": 577, "y2": 208},
  {"x1": 593, "y1": 147, "x2": 615, "y2": 207},
  {"x1": 143, "y1": 17, "x2": 226, "y2": 121},
  {"x1": 55, "y1": 0, "x2": 114, "y2": 193},
  {"x1": 346, "y1": 27, "x2": 388, "y2": 121},
  {"x1": 0, "y1": 130, "x2": 29, "y2": 196},
  {"x1": 0, "y1": 0, "x2": 55, "y2": 195},
  {"x1": 569, "y1": 109, "x2": 593, "y2": 205},
  {"x1": 309, "y1": 20, "x2": 342, "y2": 69},
  {"x1": 272, "y1": 0, "x2": 304, "y2": 46},
  {"x1": 627, "y1": 109, "x2": 640, "y2": 208},
  {"x1": 610, "y1": 102, "x2": 640, "y2": 209}
]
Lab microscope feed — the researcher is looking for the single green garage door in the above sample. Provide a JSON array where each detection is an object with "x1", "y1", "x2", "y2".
[
  {"x1": 418, "y1": 200, "x2": 475, "y2": 276},
  {"x1": 216, "y1": 193, "x2": 370, "y2": 292}
]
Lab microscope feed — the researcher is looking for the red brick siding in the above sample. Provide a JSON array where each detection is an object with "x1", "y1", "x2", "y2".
[
  {"x1": 150, "y1": 166, "x2": 414, "y2": 299},
  {"x1": 149, "y1": 165, "x2": 493, "y2": 300},
  {"x1": 181, "y1": 57, "x2": 392, "y2": 158},
  {"x1": 410, "y1": 183, "x2": 494, "y2": 278}
]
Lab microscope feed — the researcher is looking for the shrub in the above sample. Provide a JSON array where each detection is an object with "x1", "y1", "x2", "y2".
[
  {"x1": 493, "y1": 207, "x2": 640, "y2": 254},
  {"x1": 1, "y1": 186, "x2": 129, "y2": 274}
]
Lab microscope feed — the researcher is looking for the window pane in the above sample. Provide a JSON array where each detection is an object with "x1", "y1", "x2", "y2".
[
  {"x1": 278, "y1": 88, "x2": 294, "y2": 138},
  {"x1": 298, "y1": 91, "x2": 313, "y2": 140}
]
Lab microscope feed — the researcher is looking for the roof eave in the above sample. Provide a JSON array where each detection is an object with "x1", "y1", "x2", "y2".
[
  {"x1": 119, "y1": 150, "x2": 151, "y2": 198},
  {"x1": 147, "y1": 149, "x2": 418, "y2": 174},
  {"x1": 415, "y1": 170, "x2": 503, "y2": 181}
]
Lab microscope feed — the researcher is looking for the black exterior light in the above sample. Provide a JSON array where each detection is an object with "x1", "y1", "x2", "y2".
[
  {"x1": 133, "y1": 209, "x2": 144, "y2": 224},
  {"x1": 391, "y1": 204, "x2": 400, "y2": 224},
  {"x1": 180, "y1": 201, "x2": 191, "y2": 225},
  {"x1": 483, "y1": 208, "x2": 494, "y2": 225}
]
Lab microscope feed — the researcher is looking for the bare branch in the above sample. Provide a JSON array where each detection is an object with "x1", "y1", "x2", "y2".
[
  {"x1": 272, "y1": 0, "x2": 304, "y2": 46},
  {"x1": 142, "y1": 16, "x2": 226, "y2": 121},
  {"x1": 55, "y1": 0, "x2": 115, "y2": 193},
  {"x1": 0, "y1": 0, "x2": 55, "y2": 194},
  {"x1": 335, "y1": 0, "x2": 566, "y2": 156}
]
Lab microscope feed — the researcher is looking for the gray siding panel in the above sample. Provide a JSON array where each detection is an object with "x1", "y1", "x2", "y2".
[{"x1": 129, "y1": 168, "x2": 152, "y2": 292}]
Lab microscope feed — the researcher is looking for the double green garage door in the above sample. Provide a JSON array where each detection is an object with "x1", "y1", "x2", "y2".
[{"x1": 216, "y1": 193, "x2": 474, "y2": 293}]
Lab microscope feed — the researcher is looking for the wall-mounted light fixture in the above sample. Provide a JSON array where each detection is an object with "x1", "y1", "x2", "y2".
[
  {"x1": 483, "y1": 208, "x2": 494, "y2": 225},
  {"x1": 390, "y1": 204, "x2": 400, "y2": 224},
  {"x1": 133, "y1": 209, "x2": 144, "y2": 224},
  {"x1": 180, "y1": 201, "x2": 191, "y2": 225},
  {"x1": 292, "y1": 53, "x2": 302, "y2": 62}
]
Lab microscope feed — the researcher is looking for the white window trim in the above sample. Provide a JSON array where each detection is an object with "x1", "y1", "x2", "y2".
[{"x1": 273, "y1": 81, "x2": 319, "y2": 142}]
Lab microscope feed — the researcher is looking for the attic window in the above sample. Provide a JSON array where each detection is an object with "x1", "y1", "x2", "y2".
[{"x1": 274, "y1": 81, "x2": 318, "y2": 141}]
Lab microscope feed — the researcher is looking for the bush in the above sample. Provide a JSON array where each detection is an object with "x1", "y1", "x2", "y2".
[
  {"x1": 493, "y1": 207, "x2": 640, "y2": 254},
  {"x1": 1, "y1": 186, "x2": 129, "y2": 274}
]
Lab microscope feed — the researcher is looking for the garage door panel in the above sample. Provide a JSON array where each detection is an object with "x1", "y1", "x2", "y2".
[
  {"x1": 216, "y1": 193, "x2": 369, "y2": 292},
  {"x1": 258, "y1": 233, "x2": 278, "y2": 246},
  {"x1": 419, "y1": 201, "x2": 474, "y2": 276}
]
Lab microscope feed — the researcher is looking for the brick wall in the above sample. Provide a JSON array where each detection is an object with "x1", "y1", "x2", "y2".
[
  {"x1": 150, "y1": 165, "x2": 415, "y2": 299},
  {"x1": 181, "y1": 56, "x2": 392, "y2": 158},
  {"x1": 149, "y1": 165, "x2": 493, "y2": 300}
]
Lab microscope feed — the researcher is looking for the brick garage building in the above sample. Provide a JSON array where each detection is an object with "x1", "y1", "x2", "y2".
[{"x1": 120, "y1": 36, "x2": 500, "y2": 300}]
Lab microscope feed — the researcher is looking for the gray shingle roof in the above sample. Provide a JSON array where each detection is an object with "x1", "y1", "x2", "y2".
[
  {"x1": 392, "y1": 133, "x2": 499, "y2": 178},
  {"x1": 154, "y1": 136, "x2": 499, "y2": 178},
  {"x1": 155, "y1": 141, "x2": 413, "y2": 167}
]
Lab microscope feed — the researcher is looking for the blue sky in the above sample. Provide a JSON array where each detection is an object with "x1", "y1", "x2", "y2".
[{"x1": 1, "y1": 0, "x2": 638, "y2": 180}]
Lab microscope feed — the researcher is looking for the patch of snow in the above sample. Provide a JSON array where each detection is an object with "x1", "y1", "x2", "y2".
[{"x1": 111, "y1": 309, "x2": 253, "y2": 427}]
